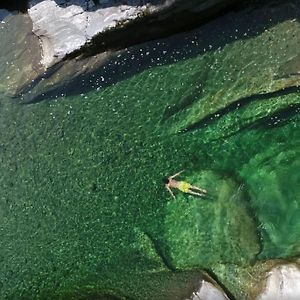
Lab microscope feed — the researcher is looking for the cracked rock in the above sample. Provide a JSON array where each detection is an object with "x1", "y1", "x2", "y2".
[{"x1": 28, "y1": 0, "x2": 152, "y2": 67}]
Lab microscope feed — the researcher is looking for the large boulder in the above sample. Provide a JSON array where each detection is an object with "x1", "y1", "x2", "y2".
[
  {"x1": 28, "y1": 0, "x2": 153, "y2": 67},
  {"x1": 256, "y1": 262, "x2": 300, "y2": 300}
]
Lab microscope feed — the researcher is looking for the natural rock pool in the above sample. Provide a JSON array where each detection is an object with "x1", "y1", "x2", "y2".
[{"x1": 0, "y1": 0, "x2": 299, "y2": 299}]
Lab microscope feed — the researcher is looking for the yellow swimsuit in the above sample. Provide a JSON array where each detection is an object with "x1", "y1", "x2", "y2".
[{"x1": 178, "y1": 181, "x2": 191, "y2": 193}]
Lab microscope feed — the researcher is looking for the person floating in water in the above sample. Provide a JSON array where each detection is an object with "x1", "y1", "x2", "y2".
[{"x1": 163, "y1": 170, "x2": 207, "y2": 199}]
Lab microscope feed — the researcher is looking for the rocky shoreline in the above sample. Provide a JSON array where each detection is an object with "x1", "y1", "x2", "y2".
[{"x1": 0, "y1": 0, "x2": 247, "y2": 100}]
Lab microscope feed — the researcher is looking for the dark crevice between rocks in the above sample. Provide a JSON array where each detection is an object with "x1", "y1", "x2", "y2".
[
  {"x1": 179, "y1": 85, "x2": 300, "y2": 134},
  {"x1": 207, "y1": 102, "x2": 300, "y2": 144},
  {"x1": 212, "y1": 103, "x2": 300, "y2": 141},
  {"x1": 202, "y1": 269, "x2": 237, "y2": 300},
  {"x1": 240, "y1": 103, "x2": 298, "y2": 141},
  {"x1": 248, "y1": 102, "x2": 300, "y2": 130},
  {"x1": 143, "y1": 231, "x2": 178, "y2": 272}
]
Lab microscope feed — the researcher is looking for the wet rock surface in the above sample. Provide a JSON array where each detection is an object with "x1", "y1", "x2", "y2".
[{"x1": 0, "y1": 12, "x2": 43, "y2": 97}]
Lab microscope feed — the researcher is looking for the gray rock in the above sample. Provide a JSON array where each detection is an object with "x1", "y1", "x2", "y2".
[
  {"x1": 256, "y1": 263, "x2": 300, "y2": 300},
  {"x1": 188, "y1": 279, "x2": 230, "y2": 300},
  {"x1": 27, "y1": 0, "x2": 242, "y2": 68},
  {"x1": 29, "y1": 0, "x2": 95, "y2": 9},
  {"x1": 0, "y1": 12, "x2": 43, "y2": 97},
  {"x1": 28, "y1": 0, "x2": 153, "y2": 67}
]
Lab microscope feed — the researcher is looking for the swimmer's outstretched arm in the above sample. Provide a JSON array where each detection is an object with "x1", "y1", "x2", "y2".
[
  {"x1": 170, "y1": 170, "x2": 184, "y2": 179},
  {"x1": 166, "y1": 185, "x2": 176, "y2": 199}
]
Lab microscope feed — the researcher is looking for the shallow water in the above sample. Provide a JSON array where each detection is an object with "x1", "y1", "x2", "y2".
[{"x1": 0, "y1": 1, "x2": 300, "y2": 299}]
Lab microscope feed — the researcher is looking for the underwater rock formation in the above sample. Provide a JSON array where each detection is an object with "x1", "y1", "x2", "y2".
[{"x1": 0, "y1": 11, "x2": 43, "y2": 97}]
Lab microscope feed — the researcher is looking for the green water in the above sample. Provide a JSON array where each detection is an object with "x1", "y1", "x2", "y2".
[{"x1": 1, "y1": 2, "x2": 300, "y2": 299}]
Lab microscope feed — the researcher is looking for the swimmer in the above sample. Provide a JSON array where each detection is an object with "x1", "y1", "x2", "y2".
[{"x1": 163, "y1": 170, "x2": 207, "y2": 199}]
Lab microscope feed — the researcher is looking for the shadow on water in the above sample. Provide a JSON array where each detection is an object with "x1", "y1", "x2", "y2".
[
  {"x1": 180, "y1": 86, "x2": 300, "y2": 133},
  {"x1": 20, "y1": 0, "x2": 300, "y2": 104}
]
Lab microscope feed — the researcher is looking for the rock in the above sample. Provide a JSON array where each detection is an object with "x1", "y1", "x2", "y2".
[
  {"x1": 0, "y1": 12, "x2": 43, "y2": 96},
  {"x1": 17, "y1": 0, "x2": 299, "y2": 105},
  {"x1": 256, "y1": 263, "x2": 300, "y2": 300},
  {"x1": 28, "y1": 0, "x2": 96, "y2": 8},
  {"x1": 27, "y1": 0, "x2": 244, "y2": 68},
  {"x1": 27, "y1": 0, "x2": 156, "y2": 67},
  {"x1": 1, "y1": 0, "x2": 248, "y2": 99},
  {"x1": 187, "y1": 274, "x2": 230, "y2": 300}
]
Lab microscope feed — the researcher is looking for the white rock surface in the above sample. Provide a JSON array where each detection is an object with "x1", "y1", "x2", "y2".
[
  {"x1": 188, "y1": 279, "x2": 230, "y2": 300},
  {"x1": 257, "y1": 264, "x2": 300, "y2": 300},
  {"x1": 28, "y1": 0, "x2": 154, "y2": 67}
]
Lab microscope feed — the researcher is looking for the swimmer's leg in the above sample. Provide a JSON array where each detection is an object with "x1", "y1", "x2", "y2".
[
  {"x1": 190, "y1": 185, "x2": 207, "y2": 194},
  {"x1": 187, "y1": 190, "x2": 206, "y2": 198}
]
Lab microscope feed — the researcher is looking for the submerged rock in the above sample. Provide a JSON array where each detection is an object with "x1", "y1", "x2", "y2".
[
  {"x1": 0, "y1": 12, "x2": 43, "y2": 96},
  {"x1": 276, "y1": 54, "x2": 300, "y2": 79},
  {"x1": 164, "y1": 171, "x2": 260, "y2": 268}
]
